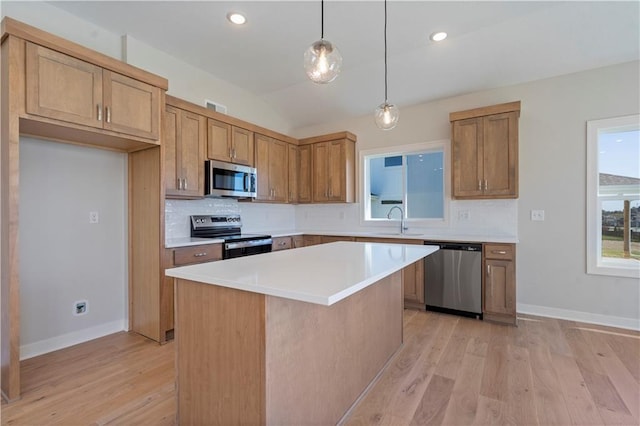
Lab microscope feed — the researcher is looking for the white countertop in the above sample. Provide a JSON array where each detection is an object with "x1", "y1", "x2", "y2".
[
  {"x1": 166, "y1": 242, "x2": 439, "y2": 306},
  {"x1": 167, "y1": 230, "x2": 517, "y2": 248}
]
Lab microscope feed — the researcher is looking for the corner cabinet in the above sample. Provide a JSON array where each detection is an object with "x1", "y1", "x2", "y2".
[
  {"x1": 483, "y1": 243, "x2": 516, "y2": 325},
  {"x1": 25, "y1": 42, "x2": 161, "y2": 141},
  {"x1": 164, "y1": 104, "x2": 206, "y2": 198},
  {"x1": 450, "y1": 102, "x2": 520, "y2": 199},
  {"x1": 299, "y1": 132, "x2": 357, "y2": 203}
]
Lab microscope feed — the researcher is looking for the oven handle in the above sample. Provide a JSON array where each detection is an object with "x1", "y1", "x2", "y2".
[{"x1": 225, "y1": 238, "x2": 273, "y2": 250}]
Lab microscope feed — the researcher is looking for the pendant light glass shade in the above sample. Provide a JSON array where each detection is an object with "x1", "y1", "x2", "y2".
[
  {"x1": 304, "y1": 39, "x2": 342, "y2": 84},
  {"x1": 374, "y1": 0, "x2": 399, "y2": 130},
  {"x1": 374, "y1": 102, "x2": 400, "y2": 130}
]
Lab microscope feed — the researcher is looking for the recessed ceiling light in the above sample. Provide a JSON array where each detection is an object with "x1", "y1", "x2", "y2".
[
  {"x1": 430, "y1": 31, "x2": 447, "y2": 42},
  {"x1": 227, "y1": 12, "x2": 246, "y2": 25}
]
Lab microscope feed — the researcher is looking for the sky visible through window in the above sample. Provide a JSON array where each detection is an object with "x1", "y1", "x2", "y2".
[{"x1": 599, "y1": 129, "x2": 640, "y2": 211}]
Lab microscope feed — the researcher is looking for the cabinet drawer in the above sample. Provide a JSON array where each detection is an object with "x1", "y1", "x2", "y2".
[
  {"x1": 484, "y1": 244, "x2": 514, "y2": 260},
  {"x1": 173, "y1": 244, "x2": 222, "y2": 266},
  {"x1": 272, "y1": 236, "x2": 292, "y2": 251}
]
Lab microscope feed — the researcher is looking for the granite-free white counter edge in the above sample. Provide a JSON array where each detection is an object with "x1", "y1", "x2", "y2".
[
  {"x1": 166, "y1": 242, "x2": 439, "y2": 306},
  {"x1": 167, "y1": 230, "x2": 517, "y2": 248}
]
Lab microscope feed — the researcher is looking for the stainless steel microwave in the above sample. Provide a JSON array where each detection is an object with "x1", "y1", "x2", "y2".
[{"x1": 205, "y1": 160, "x2": 257, "y2": 198}]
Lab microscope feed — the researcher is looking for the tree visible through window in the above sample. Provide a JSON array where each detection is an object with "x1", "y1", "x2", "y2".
[{"x1": 587, "y1": 115, "x2": 640, "y2": 278}]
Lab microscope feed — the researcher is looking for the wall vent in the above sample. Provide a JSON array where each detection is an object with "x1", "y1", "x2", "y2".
[{"x1": 205, "y1": 99, "x2": 228, "y2": 114}]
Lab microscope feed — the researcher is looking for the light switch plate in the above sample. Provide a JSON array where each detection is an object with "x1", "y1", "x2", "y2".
[
  {"x1": 89, "y1": 211, "x2": 99, "y2": 224},
  {"x1": 531, "y1": 210, "x2": 545, "y2": 221},
  {"x1": 458, "y1": 210, "x2": 470, "y2": 221}
]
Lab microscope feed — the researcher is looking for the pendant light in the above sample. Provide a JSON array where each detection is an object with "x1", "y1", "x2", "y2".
[
  {"x1": 304, "y1": 0, "x2": 342, "y2": 84},
  {"x1": 374, "y1": 0, "x2": 399, "y2": 130}
]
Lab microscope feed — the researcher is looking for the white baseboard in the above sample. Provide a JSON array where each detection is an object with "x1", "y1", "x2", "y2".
[
  {"x1": 20, "y1": 320, "x2": 126, "y2": 360},
  {"x1": 517, "y1": 303, "x2": 640, "y2": 331}
]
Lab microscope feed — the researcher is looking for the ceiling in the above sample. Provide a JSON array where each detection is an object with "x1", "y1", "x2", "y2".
[{"x1": 49, "y1": 1, "x2": 640, "y2": 129}]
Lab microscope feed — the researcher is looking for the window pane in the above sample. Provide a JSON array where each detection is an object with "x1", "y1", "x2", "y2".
[
  {"x1": 406, "y1": 152, "x2": 444, "y2": 219},
  {"x1": 369, "y1": 156, "x2": 403, "y2": 219},
  {"x1": 598, "y1": 129, "x2": 640, "y2": 262}
]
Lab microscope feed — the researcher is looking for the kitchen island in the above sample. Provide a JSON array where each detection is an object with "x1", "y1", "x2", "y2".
[{"x1": 165, "y1": 241, "x2": 438, "y2": 425}]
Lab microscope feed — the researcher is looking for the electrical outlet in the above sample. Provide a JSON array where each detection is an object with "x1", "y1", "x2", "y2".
[
  {"x1": 458, "y1": 210, "x2": 470, "y2": 221},
  {"x1": 74, "y1": 300, "x2": 88, "y2": 316},
  {"x1": 531, "y1": 210, "x2": 545, "y2": 221},
  {"x1": 89, "y1": 211, "x2": 99, "y2": 224}
]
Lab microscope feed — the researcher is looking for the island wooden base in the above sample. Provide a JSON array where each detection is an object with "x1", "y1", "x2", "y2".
[{"x1": 175, "y1": 271, "x2": 403, "y2": 425}]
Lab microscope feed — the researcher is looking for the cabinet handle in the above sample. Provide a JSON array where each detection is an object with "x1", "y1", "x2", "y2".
[
  {"x1": 183, "y1": 179, "x2": 188, "y2": 190},
  {"x1": 97, "y1": 105, "x2": 102, "y2": 121},
  {"x1": 484, "y1": 180, "x2": 488, "y2": 190},
  {"x1": 177, "y1": 178, "x2": 182, "y2": 190},
  {"x1": 194, "y1": 252, "x2": 207, "y2": 257},
  {"x1": 229, "y1": 148, "x2": 233, "y2": 159},
  {"x1": 492, "y1": 250, "x2": 507, "y2": 255},
  {"x1": 232, "y1": 148, "x2": 237, "y2": 159},
  {"x1": 279, "y1": 242, "x2": 287, "y2": 246},
  {"x1": 478, "y1": 180, "x2": 482, "y2": 190},
  {"x1": 487, "y1": 264, "x2": 491, "y2": 275},
  {"x1": 105, "y1": 107, "x2": 111, "y2": 123}
]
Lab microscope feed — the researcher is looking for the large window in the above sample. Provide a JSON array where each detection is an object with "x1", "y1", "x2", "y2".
[
  {"x1": 586, "y1": 114, "x2": 640, "y2": 278},
  {"x1": 362, "y1": 141, "x2": 448, "y2": 227}
]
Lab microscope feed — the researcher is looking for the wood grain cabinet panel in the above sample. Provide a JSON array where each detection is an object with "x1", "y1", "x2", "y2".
[
  {"x1": 207, "y1": 118, "x2": 254, "y2": 166},
  {"x1": 173, "y1": 244, "x2": 223, "y2": 266},
  {"x1": 272, "y1": 236, "x2": 292, "y2": 251},
  {"x1": 403, "y1": 260, "x2": 425, "y2": 309},
  {"x1": 310, "y1": 138, "x2": 355, "y2": 203},
  {"x1": 288, "y1": 145, "x2": 299, "y2": 204},
  {"x1": 25, "y1": 42, "x2": 160, "y2": 141},
  {"x1": 451, "y1": 102, "x2": 519, "y2": 199},
  {"x1": 483, "y1": 243, "x2": 516, "y2": 325},
  {"x1": 298, "y1": 145, "x2": 312, "y2": 203},
  {"x1": 255, "y1": 134, "x2": 288, "y2": 203},
  {"x1": 164, "y1": 105, "x2": 206, "y2": 198}
]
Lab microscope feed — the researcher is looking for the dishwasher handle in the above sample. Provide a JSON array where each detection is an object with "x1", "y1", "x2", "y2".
[{"x1": 437, "y1": 243, "x2": 482, "y2": 252}]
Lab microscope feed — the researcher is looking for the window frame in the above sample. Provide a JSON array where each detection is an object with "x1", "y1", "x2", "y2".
[
  {"x1": 360, "y1": 139, "x2": 450, "y2": 229},
  {"x1": 586, "y1": 114, "x2": 640, "y2": 278}
]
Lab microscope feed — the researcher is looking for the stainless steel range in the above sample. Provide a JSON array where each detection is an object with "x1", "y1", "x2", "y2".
[{"x1": 190, "y1": 215, "x2": 272, "y2": 259}]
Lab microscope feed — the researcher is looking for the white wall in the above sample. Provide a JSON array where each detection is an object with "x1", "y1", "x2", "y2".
[
  {"x1": 292, "y1": 61, "x2": 640, "y2": 329},
  {"x1": 19, "y1": 138, "x2": 128, "y2": 359}
]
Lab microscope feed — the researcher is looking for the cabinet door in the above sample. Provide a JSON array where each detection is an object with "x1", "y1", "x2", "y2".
[
  {"x1": 327, "y1": 140, "x2": 345, "y2": 201},
  {"x1": 163, "y1": 106, "x2": 180, "y2": 196},
  {"x1": 25, "y1": 42, "x2": 103, "y2": 128},
  {"x1": 292, "y1": 235, "x2": 305, "y2": 249},
  {"x1": 484, "y1": 259, "x2": 515, "y2": 316},
  {"x1": 312, "y1": 142, "x2": 329, "y2": 202},
  {"x1": 254, "y1": 134, "x2": 272, "y2": 200},
  {"x1": 298, "y1": 145, "x2": 312, "y2": 203},
  {"x1": 402, "y1": 260, "x2": 425, "y2": 306},
  {"x1": 272, "y1": 236, "x2": 292, "y2": 251},
  {"x1": 207, "y1": 118, "x2": 232, "y2": 161},
  {"x1": 288, "y1": 145, "x2": 299, "y2": 204},
  {"x1": 231, "y1": 127, "x2": 254, "y2": 166},
  {"x1": 483, "y1": 112, "x2": 518, "y2": 197},
  {"x1": 269, "y1": 139, "x2": 288, "y2": 202},
  {"x1": 103, "y1": 70, "x2": 160, "y2": 140},
  {"x1": 452, "y1": 117, "x2": 483, "y2": 198},
  {"x1": 179, "y1": 111, "x2": 206, "y2": 197}
]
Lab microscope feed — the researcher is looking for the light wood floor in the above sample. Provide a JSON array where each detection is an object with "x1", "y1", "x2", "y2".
[{"x1": 2, "y1": 311, "x2": 638, "y2": 425}]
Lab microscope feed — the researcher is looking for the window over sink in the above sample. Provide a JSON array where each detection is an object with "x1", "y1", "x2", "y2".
[{"x1": 361, "y1": 140, "x2": 449, "y2": 227}]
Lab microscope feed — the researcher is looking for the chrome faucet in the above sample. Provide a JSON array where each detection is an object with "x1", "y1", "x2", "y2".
[{"x1": 386, "y1": 205, "x2": 407, "y2": 234}]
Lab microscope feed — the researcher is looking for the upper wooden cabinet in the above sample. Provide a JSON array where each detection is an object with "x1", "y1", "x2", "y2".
[
  {"x1": 207, "y1": 118, "x2": 254, "y2": 166},
  {"x1": 298, "y1": 145, "x2": 313, "y2": 203},
  {"x1": 299, "y1": 132, "x2": 356, "y2": 203},
  {"x1": 287, "y1": 145, "x2": 299, "y2": 204},
  {"x1": 255, "y1": 134, "x2": 288, "y2": 202},
  {"x1": 164, "y1": 105, "x2": 206, "y2": 198},
  {"x1": 450, "y1": 102, "x2": 520, "y2": 199},
  {"x1": 25, "y1": 42, "x2": 161, "y2": 141}
]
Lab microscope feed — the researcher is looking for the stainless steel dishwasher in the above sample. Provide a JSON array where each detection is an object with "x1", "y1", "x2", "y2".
[{"x1": 424, "y1": 242, "x2": 482, "y2": 318}]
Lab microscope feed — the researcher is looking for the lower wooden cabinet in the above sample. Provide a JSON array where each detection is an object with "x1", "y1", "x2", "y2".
[
  {"x1": 483, "y1": 243, "x2": 516, "y2": 325},
  {"x1": 402, "y1": 260, "x2": 425, "y2": 310},
  {"x1": 320, "y1": 236, "x2": 355, "y2": 244},
  {"x1": 161, "y1": 243, "x2": 223, "y2": 341},
  {"x1": 272, "y1": 236, "x2": 292, "y2": 251}
]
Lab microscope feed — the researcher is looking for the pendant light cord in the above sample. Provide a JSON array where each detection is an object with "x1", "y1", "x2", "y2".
[
  {"x1": 321, "y1": 0, "x2": 324, "y2": 39},
  {"x1": 384, "y1": 0, "x2": 388, "y2": 103}
]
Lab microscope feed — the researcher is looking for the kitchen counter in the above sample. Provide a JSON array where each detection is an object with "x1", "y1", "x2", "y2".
[
  {"x1": 169, "y1": 241, "x2": 436, "y2": 425},
  {"x1": 166, "y1": 230, "x2": 517, "y2": 248},
  {"x1": 166, "y1": 241, "x2": 438, "y2": 305}
]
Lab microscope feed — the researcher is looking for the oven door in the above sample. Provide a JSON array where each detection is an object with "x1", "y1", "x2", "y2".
[
  {"x1": 224, "y1": 239, "x2": 272, "y2": 259},
  {"x1": 206, "y1": 160, "x2": 256, "y2": 198}
]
